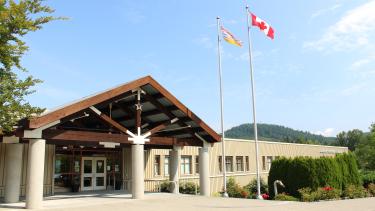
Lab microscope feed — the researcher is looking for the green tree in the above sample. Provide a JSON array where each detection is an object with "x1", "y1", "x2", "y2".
[
  {"x1": 355, "y1": 126, "x2": 375, "y2": 170},
  {"x1": 336, "y1": 129, "x2": 363, "y2": 151},
  {"x1": 0, "y1": 0, "x2": 61, "y2": 135}
]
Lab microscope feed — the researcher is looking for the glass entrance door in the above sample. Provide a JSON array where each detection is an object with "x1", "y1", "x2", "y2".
[{"x1": 81, "y1": 157, "x2": 106, "y2": 191}]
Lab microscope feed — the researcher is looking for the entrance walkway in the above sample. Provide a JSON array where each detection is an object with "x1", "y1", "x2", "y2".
[{"x1": 0, "y1": 193, "x2": 374, "y2": 211}]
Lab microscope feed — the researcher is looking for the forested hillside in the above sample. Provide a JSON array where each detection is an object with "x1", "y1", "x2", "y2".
[{"x1": 225, "y1": 123, "x2": 336, "y2": 145}]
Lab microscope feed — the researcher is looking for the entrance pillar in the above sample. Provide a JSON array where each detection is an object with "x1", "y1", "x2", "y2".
[
  {"x1": 169, "y1": 146, "x2": 181, "y2": 194},
  {"x1": 131, "y1": 144, "x2": 144, "y2": 199},
  {"x1": 199, "y1": 142, "x2": 211, "y2": 196},
  {"x1": 4, "y1": 144, "x2": 23, "y2": 203},
  {"x1": 26, "y1": 139, "x2": 46, "y2": 209}
]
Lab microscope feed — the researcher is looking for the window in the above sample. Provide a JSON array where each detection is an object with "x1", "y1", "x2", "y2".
[
  {"x1": 225, "y1": 156, "x2": 233, "y2": 172},
  {"x1": 195, "y1": 156, "x2": 199, "y2": 174},
  {"x1": 245, "y1": 156, "x2": 249, "y2": 171},
  {"x1": 218, "y1": 156, "x2": 222, "y2": 173},
  {"x1": 164, "y1": 156, "x2": 169, "y2": 176},
  {"x1": 180, "y1": 156, "x2": 192, "y2": 175},
  {"x1": 266, "y1": 156, "x2": 273, "y2": 171},
  {"x1": 219, "y1": 156, "x2": 234, "y2": 172},
  {"x1": 236, "y1": 156, "x2": 244, "y2": 171},
  {"x1": 154, "y1": 155, "x2": 161, "y2": 176},
  {"x1": 262, "y1": 156, "x2": 266, "y2": 171}
]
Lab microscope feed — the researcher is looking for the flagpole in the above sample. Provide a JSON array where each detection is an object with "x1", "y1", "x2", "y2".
[
  {"x1": 216, "y1": 16, "x2": 228, "y2": 197},
  {"x1": 246, "y1": 5, "x2": 263, "y2": 200}
]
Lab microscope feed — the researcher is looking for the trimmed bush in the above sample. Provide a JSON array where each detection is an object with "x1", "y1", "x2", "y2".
[
  {"x1": 268, "y1": 153, "x2": 360, "y2": 198},
  {"x1": 298, "y1": 187, "x2": 341, "y2": 201},
  {"x1": 160, "y1": 181, "x2": 170, "y2": 192},
  {"x1": 243, "y1": 178, "x2": 268, "y2": 195},
  {"x1": 314, "y1": 187, "x2": 341, "y2": 200},
  {"x1": 274, "y1": 193, "x2": 298, "y2": 201},
  {"x1": 227, "y1": 177, "x2": 248, "y2": 198},
  {"x1": 367, "y1": 183, "x2": 375, "y2": 196},
  {"x1": 179, "y1": 182, "x2": 199, "y2": 194},
  {"x1": 298, "y1": 187, "x2": 315, "y2": 202},
  {"x1": 342, "y1": 185, "x2": 367, "y2": 199}
]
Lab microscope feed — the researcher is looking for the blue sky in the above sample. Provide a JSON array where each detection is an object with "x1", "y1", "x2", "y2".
[{"x1": 21, "y1": 0, "x2": 375, "y2": 136}]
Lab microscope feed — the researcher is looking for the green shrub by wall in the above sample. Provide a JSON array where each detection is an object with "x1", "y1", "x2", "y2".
[
  {"x1": 268, "y1": 152, "x2": 360, "y2": 198},
  {"x1": 360, "y1": 171, "x2": 375, "y2": 187},
  {"x1": 179, "y1": 182, "x2": 199, "y2": 194}
]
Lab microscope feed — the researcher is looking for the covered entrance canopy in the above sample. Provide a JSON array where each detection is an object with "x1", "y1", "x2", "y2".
[
  {"x1": 17, "y1": 75, "x2": 220, "y2": 146},
  {"x1": 1, "y1": 75, "x2": 220, "y2": 209}
]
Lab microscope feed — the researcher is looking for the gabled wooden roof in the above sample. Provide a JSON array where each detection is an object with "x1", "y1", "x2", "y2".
[{"x1": 22, "y1": 76, "x2": 220, "y2": 143}]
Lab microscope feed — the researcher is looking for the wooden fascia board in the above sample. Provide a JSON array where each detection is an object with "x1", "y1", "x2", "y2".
[
  {"x1": 28, "y1": 76, "x2": 152, "y2": 129},
  {"x1": 148, "y1": 79, "x2": 221, "y2": 142}
]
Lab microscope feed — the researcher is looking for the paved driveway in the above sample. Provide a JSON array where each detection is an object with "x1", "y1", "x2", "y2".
[{"x1": 0, "y1": 193, "x2": 374, "y2": 211}]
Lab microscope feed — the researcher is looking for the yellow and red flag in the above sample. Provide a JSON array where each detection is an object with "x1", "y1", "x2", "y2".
[{"x1": 220, "y1": 26, "x2": 242, "y2": 47}]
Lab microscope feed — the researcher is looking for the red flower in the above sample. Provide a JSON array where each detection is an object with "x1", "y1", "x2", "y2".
[
  {"x1": 323, "y1": 186, "x2": 333, "y2": 191},
  {"x1": 261, "y1": 193, "x2": 270, "y2": 200}
]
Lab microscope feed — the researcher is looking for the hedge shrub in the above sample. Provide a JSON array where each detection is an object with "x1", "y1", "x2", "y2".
[
  {"x1": 360, "y1": 171, "x2": 375, "y2": 187},
  {"x1": 268, "y1": 153, "x2": 360, "y2": 198}
]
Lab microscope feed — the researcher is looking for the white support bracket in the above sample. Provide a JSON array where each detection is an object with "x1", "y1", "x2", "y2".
[
  {"x1": 99, "y1": 142, "x2": 120, "y2": 148},
  {"x1": 23, "y1": 120, "x2": 61, "y2": 139},
  {"x1": 195, "y1": 133, "x2": 211, "y2": 148}
]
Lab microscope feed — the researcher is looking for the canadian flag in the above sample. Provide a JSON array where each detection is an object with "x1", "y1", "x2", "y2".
[{"x1": 250, "y1": 12, "x2": 274, "y2": 40}]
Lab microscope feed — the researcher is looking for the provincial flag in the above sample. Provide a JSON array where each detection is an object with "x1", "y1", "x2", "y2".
[
  {"x1": 221, "y1": 26, "x2": 242, "y2": 47},
  {"x1": 250, "y1": 12, "x2": 274, "y2": 40}
]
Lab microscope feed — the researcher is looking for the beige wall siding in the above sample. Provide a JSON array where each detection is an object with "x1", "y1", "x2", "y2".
[
  {"x1": 142, "y1": 139, "x2": 348, "y2": 194},
  {"x1": 143, "y1": 147, "x2": 200, "y2": 192},
  {"x1": 0, "y1": 143, "x2": 55, "y2": 197},
  {"x1": 0, "y1": 139, "x2": 349, "y2": 197}
]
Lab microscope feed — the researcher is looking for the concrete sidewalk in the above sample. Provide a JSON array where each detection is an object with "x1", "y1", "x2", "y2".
[{"x1": 0, "y1": 193, "x2": 374, "y2": 211}]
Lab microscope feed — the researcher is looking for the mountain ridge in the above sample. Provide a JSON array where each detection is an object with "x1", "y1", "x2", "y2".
[{"x1": 224, "y1": 123, "x2": 336, "y2": 145}]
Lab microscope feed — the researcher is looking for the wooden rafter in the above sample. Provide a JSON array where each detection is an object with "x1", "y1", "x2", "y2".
[
  {"x1": 89, "y1": 106, "x2": 130, "y2": 134},
  {"x1": 147, "y1": 117, "x2": 179, "y2": 135},
  {"x1": 147, "y1": 80, "x2": 221, "y2": 142},
  {"x1": 143, "y1": 93, "x2": 198, "y2": 138}
]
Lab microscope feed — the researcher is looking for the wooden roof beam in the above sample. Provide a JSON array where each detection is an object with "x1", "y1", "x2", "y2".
[{"x1": 89, "y1": 106, "x2": 135, "y2": 136}]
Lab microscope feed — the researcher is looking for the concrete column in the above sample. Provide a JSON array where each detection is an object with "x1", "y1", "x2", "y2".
[
  {"x1": 4, "y1": 144, "x2": 23, "y2": 203},
  {"x1": 169, "y1": 146, "x2": 181, "y2": 194},
  {"x1": 131, "y1": 144, "x2": 144, "y2": 199},
  {"x1": 26, "y1": 139, "x2": 46, "y2": 209},
  {"x1": 199, "y1": 142, "x2": 210, "y2": 196}
]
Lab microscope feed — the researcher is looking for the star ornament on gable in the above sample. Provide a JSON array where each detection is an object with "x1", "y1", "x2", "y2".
[{"x1": 250, "y1": 12, "x2": 275, "y2": 40}]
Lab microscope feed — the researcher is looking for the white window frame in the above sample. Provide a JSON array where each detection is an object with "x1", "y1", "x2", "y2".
[{"x1": 180, "y1": 156, "x2": 192, "y2": 175}]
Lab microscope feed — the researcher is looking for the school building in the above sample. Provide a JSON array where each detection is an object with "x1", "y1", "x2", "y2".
[{"x1": 0, "y1": 76, "x2": 347, "y2": 209}]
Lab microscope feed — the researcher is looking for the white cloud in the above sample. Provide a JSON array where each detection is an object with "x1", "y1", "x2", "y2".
[
  {"x1": 351, "y1": 58, "x2": 371, "y2": 69},
  {"x1": 194, "y1": 35, "x2": 214, "y2": 49},
  {"x1": 304, "y1": 1, "x2": 375, "y2": 52},
  {"x1": 314, "y1": 128, "x2": 336, "y2": 137},
  {"x1": 340, "y1": 83, "x2": 367, "y2": 96},
  {"x1": 311, "y1": 4, "x2": 342, "y2": 19}
]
